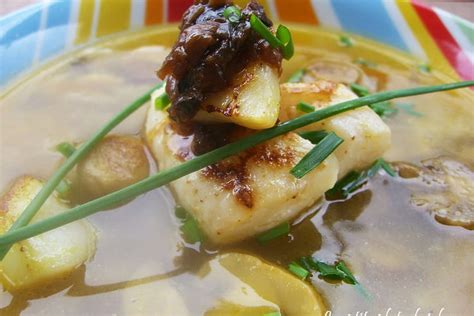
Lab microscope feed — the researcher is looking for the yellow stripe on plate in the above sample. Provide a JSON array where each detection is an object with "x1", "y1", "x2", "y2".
[
  {"x1": 74, "y1": 0, "x2": 95, "y2": 44},
  {"x1": 96, "y1": 0, "x2": 131, "y2": 38},
  {"x1": 396, "y1": 0, "x2": 459, "y2": 80}
]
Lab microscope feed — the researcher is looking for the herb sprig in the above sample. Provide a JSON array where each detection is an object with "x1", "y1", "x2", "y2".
[
  {"x1": 0, "y1": 81, "x2": 472, "y2": 251},
  {"x1": 250, "y1": 14, "x2": 294, "y2": 59}
]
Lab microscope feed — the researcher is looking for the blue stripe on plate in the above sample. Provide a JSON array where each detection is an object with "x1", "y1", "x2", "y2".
[
  {"x1": 330, "y1": 0, "x2": 408, "y2": 52},
  {"x1": 39, "y1": 0, "x2": 72, "y2": 61},
  {"x1": 0, "y1": 4, "x2": 43, "y2": 86}
]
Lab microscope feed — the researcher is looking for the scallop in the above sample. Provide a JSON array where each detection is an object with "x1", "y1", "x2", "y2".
[
  {"x1": 0, "y1": 176, "x2": 96, "y2": 291},
  {"x1": 146, "y1": 93, "x2": 339, "y2": 244},
  {"x1": 279, "y1": 81, "x2": 391, "y2": 177},
  {"x1": 75, "y1": 135, "x2": 150, "y2": 200}
]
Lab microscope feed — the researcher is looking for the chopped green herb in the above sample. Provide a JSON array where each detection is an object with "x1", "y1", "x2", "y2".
[
  {"x1": 418, "y1": 63, "x2": 431, "y2": 73},
  {"x1": 181, "y1": 214, "x2": 203, "y2": 244},
  {"x1": 223, "y1": 6, "x2": 241, "y2": 23},
  {"x1": 303, "y1": 257, "x2": 358, "y2": 284},
  {"x1": 287, "y1": 69, "x2": 305, "y2": 83},
  {"x1": 263, "y1": 312, "x2": 281, "y2": 316},
  {"x1": 288, "y1": 262, "x2": 309, "y2": 280},
  {"x1": 250, "y1": 14, "x2": 294, "y2": 60},
  {"x1": 298, "y1": 256, "x2": 314, "y2": 272},
  {"x1": 298, "y1": 130, "x2": 328, "y2": 144},
  {"x1": 56, "y1": 142, "x2": 76, "y2": 158},
  {"x1": 276, "y1": 25, "x2": 294, "y2": 60},
  {"x1": 296, "y1": 102, "x2": 315, "y2": 113},
  {"x1": 155, "y1": 92, "x2": 170, "y2": 110},
  {"x1": 354, "y1": 58, "x2": 377, "y2": 68},
  {"x1": 257, "y1": 222, "x2": 290, "y2": 244},
  {"x1": 326, "y1": 158, "x2": 396, "y2": 199},
  {"x1": 369, "y1": 101, "x2": 398, "y2": 118},
  {"x1": 350, "y1": 83, "x2": 370, "y2": 97},
  {"x1": 175, "y1": 206, "x2": 203, "y2": 243},
  {"x1": 378, "y1": 159, "x2": 397, "y2": 177},
  {"x1": 55, "y1": 179, "x2": 71, "y2": 199},
  {"x1": 339, "y1": 35, "x2": 354, "y2": 47},
  {"x1": 336, "y1": 261, "x2": 358, "y2": 285},
  {"x1": 395, "y1": 102, "x2": 422, "y2": 117},
  {"x1": 174, "y1": 205, "x2": 187, "y2": 220},
  {"x1": 290, "y1": 132, "x2": 343, "y2": 179}
]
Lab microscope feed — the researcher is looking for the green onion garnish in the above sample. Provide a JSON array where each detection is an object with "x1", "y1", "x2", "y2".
[
  {"x1": 339, "y1": 35, "x2": 354, "y2": 47},
  {"x1": 180, "y1": 214, "x2": 203, "y2": 244},
  {"x1": 354, "y1": 58, "x2": 376, "y2": 68},
  {"x1": 395, "y1": 102, "x2": 422, "y2": 117},
  {"x1": 56, "y1": 142, "x2": 76, "y2": 158},
  {"x1": 303, "y1": 257, "x2": 358, "y2": 284},
  {"x1": 174, "y1": 205, "x2": 187, "y2": 220},
  {"x1": 298, "y1": 130, "x2": 328, "y2": 144},
  {"x1": 350, "y1": 83, "x2": 370, "y2": 97},
  {"x1": 326, "y1": 158, "x2": 396, "y2": 199},
  {"x1": 256, "y1": 222, "x2": 290, "y2": 244},
  {"x1": 418, "y1": 63, "x2": 431, "y2": 73},
  {"x1": 249, "y1": 14, "x2": 294, "y2": 60},
  {"x1": 288, "y1": 262, "x2": 309, "y2": 280},
  {"x1": 290, "y1": 132, "x2": 343, "y2": 179},
  {"x1": 55, "y1": 179, "x2": 71, "y2": 199},
  {"x1": 369, "y1": 101, "x2": 398, "y2": 118},
  {"x1": 0, "y1": 81, "x2": 471, "y2": 250},
  {"x1": 336, "y1": 261, "x2": 357, "y2": 285},
  {"x1": 296, "y1": 102, "x2": 315, "y2": 113},
  {"x1": 223, "y1": 6, "x2": 241, "y2": 24},
  {"x1": 263, "y1": 312, "x2": 281, "y2": 316},
  {"x1": 276, "y1": 25, "x2": 294, "y2": 60},
  {"x1": 155, "y1": 92, "x2": 170, "y2": 110},
  {"x1": 287, "y1": 69, "x2": 305, "y2": 83}
]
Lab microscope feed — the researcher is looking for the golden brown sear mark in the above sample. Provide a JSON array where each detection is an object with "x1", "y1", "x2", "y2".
[{"x1": 202, "y1": 134, "x2": 298, "y2": 208}]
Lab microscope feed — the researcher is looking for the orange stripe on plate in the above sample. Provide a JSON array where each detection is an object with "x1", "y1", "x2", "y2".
[
  {"x1": 145, "y1": 0, "x2": 163, "y2": 25},
  {"x1": 97, "y1": 0, "x2": 131, "y2": 38},
  {"x1": 395, "y1": 0, "x2": 460, "y2": 80},
  {"x1": 275, "y1": 0, "x2": 318, "y2": 24},
  {"x1": 74, "y1": 0, "x2": 95, "y2": 44}
]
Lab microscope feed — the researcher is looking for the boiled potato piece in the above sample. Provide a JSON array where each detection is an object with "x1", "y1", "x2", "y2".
[
  {"x1": 194, "y1": 62, "x2": 280, "y2": 129},
  {"x1": 279, "y1": 81, "x2": 391, "y2": 177},
  {"x1": 75, "y1": 135, "x2": 149, "y2": 199},
  {"x1": 203, "y1": 253, "x2": 325, "y2": 316},
  {"x1": 0, "y1": 176, "x2": 96, "y2": 291},
  {"x1": 145, "y1": 105, "x2": 339, "y2": 244}
]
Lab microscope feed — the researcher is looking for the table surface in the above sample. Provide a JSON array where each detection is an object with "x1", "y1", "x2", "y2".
[{"x1": 1, "y1": 0, "x2": 473, "y2": 21}]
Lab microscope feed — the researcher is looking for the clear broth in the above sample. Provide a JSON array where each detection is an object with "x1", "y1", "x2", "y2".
[{"x1": 0, "y1": 25, "x2": 473, "y2": 315}]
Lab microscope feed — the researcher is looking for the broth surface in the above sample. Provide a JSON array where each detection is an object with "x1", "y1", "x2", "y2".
[{"x1": 0, "y1": 26, "x2": 473, "y2": 315}]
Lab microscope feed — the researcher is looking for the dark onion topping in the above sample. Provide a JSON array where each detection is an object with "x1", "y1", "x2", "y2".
[{"x1": 157, "y1": 0, "x2": 282, "y2": 123}]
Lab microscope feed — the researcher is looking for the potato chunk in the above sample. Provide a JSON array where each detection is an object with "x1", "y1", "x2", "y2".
[
  {"x1": 0, "y1": 176, "x2": 96, "y2": 291},
  {"x1": 193, "y1": 62, "x2": 280, "y2": 129},
  {"x1": 203, "y1": 253, "x2": 326, "y2": 316},
  {"x1": 145, "y1": 107, "x2": 339, "y2": 244},
  {"x1": 279, "y1": 81, "x2": 391, "y2": 177},
  {"x1": 75, "y1": 135, "x2": 149, "y2": 199}
]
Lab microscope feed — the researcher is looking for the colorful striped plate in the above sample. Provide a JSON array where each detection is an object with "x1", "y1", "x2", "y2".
[{"x1": 0, "y1": 0, "x2": 472, "y2": 87}]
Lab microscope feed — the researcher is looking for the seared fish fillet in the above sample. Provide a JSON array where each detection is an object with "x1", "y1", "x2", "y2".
[
  {"x1": 279, "y1": 81, "x2": 391, "y2": 177},
  {"x1": 0, "y1": 176, "x2": 96, "y2": 291},
  {"x1": 146, "y1": 87, "x2": 339, "y2": 244}
]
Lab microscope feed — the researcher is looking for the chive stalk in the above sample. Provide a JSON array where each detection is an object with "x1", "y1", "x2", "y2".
[
  {"x1": 288, "y1": 262, "x2": 309, "y2": 280},
  {"x1": 0, "y1": 81, "x2": 472, "y2": 249},
  {"x1": 0, "y1": 82, "x2": 163, "y2": 259},
  {"x1": 296, "y1": 102, "x2": 315, "y2": 113},
  {"x1": 256, "y1": 222, "x2": 290, "y2": 244}
]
